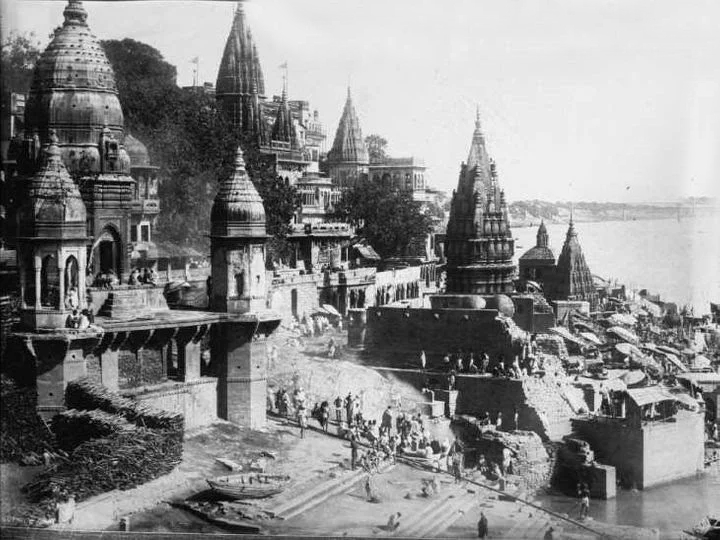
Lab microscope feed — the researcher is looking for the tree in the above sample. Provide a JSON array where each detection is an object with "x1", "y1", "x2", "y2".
[
  {"x1": 332, "y1": 176, "x2": 433, "y2": 259},
  {"x1": 365, "y1": 134, "x2": 388, "y2": 164},
  {"x1": 1, "y1": 32, "x2": 42, "y2": 136}
]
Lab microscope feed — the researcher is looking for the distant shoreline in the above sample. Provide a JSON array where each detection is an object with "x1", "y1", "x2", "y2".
[{"x1": 509, "y1": 207, "x2": 717, "y2": 228}]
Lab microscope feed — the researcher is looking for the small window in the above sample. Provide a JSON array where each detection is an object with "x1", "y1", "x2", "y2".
[
  {"x1": 130, "y1": 226, "x2": 138, "y2": 242},
  {"x1": 141, "y1": 225, "x2": 150, "y2": 242}
]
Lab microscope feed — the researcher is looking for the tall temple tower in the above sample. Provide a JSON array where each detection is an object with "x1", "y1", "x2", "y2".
[
  {"x1": 15, "y1": 132, "x2": 88, "y2": 330},
  {"x1": 210, "y1": 146, "x2": 279, "y2": 428},
  {"x1": 210, "y1": 148, "x2": 268, "y2": 314},
  {"x1": 326, "y1": 88, "x2": 369, "y2": 189},
  {"x1": 19, "y1": 0, "x2": 134, "y2": 283},
  {"x1": 445, "y1": 111, "x2": 515, "y2": 294},
  {"x1": 216, "y1": 2, "x2": 265, "y2": 138},
  {"x1": 550, "y1": 219, "x2": 599, "y2": 310}
]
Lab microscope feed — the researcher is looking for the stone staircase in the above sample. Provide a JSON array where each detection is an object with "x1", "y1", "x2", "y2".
[
  {"x1": 521, "y1": 376, "x2": 580, "y2": 441},
  {"x1": 393, "y1": 483, "x2": 479, "y2": 538},
  {"x1": 269, "y1": 462, "x2": 394, "y2": 520}
]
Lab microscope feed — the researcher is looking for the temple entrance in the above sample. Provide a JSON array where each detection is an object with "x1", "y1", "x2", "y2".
[{"x1": 91, "y1": 226, "x2": 122, "y2": 283}]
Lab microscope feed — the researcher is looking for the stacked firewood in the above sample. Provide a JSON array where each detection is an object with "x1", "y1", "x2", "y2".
[
  {"x1": 23, "y1": 377, "x2": 184, "y2": 506},
  {"x1": 51, "y1": 409, "x2": 135, "y2": 451},
  {"x1": 0, "y1": 375, "x2": 56, "y2": 464}
]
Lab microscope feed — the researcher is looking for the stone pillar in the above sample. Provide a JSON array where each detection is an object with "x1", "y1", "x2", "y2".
[
  {"x1": 176, "y1": 331, "x2": 202, "y2": 382},
  {"x1": 34, "y1": 264, "x2": 42, "y2": 309},
  {"x1": 99, "y1": 349, "x2": 119, "y2": 391},
  {"x1": 34, "y1": 342, "x2": 87, "y2": 419},
  {"x1": 214, "y1": 321, "x2": 269, "y2": 429}
]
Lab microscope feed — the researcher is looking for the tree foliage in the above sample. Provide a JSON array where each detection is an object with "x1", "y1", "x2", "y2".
[
  {"x1": 365, "y1": 134, "x2": 388, "y2": 164},
  {"x1": 332, "y1": 176, "x2": 433, "y2": 259},
  {"x1": 1, "y1": 32, "x2": 42, "y2": 134},
  {"x1": 101, "y1": 39, "x2": 299, "y2": 256}
]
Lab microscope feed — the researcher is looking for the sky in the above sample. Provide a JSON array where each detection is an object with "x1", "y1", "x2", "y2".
[{"x1": 3, "y1": 0, "x2": 720, "y2": 203}]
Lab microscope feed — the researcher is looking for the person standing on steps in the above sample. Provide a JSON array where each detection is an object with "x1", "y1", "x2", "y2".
[
  {"x1": 350, "y1": 434, "x2": 359, "y2": 470},
  {"x1": 334, "y1": 395, "x2": 343, "y2": 425},
  {"x1": 420, "y1": 350, "x2": 426, "y2": 371},
  {"x1": 477, "y1": 512, "x2": 489, "y2": 538}
]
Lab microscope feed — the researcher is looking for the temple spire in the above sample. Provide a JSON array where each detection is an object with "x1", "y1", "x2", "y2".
[{"x1": 327, "y1": 87, "x2": 369, "y2": 164}]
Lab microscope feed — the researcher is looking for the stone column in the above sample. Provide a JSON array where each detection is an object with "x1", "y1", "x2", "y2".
[
  {"x1": 34, "y1": 264, "x2": 42, "y2": 310},
  {"x1": 214, "y1": 321, "x2": 270, "y2": 429},
  {"x1": 99, "y1": 349, "x2": 119, "y2": 391},
  {"x1": 176, "y1": 328, "x2": 202, "y2": 382}
]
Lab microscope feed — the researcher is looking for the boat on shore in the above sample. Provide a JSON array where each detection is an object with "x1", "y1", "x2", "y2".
[
  {"x1": 170, "y1": 501, "x2": 263, "y2": 534},
  {"x1": 206, "y1": 473, "x2": 291, "y2": 500}
]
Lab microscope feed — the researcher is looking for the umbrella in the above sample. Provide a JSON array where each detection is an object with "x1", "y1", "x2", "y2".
[
  {"x1": 616, "y1": 343, "x2": 643, "y2": 357},
  {"x1": 657, "y1": 345, "x2": 681, "y2": 355},
  {"x1": 573, "y1": 321, "x2": 596, "y2": 332},
  {"x1": 640, "y1": 343, "x2": 659, "y2": 353},
  {"x1": 621, "y1": 370, "x2": 646, "y2": 386},
  {"x1": 607, "y1": 326, "x2": 640, "y2": 344},
  {"x1": 164, "y1": 280, "x2": 191, "y2": 294},
  {"x1": 580, "y1": 332, "x2": 603, "y2": 346},
  {"x1": 607, "y1": 313, "x2": 637, "y2": 327},
  {"x1": 692, "y1": 355, "x2": 712, "y2": 370},
  {"x1": 659, "y1": 352, "x2": 687, "y2": 372},
  {"x1": 322, "y1": 304, "x2": 342, "y2": 318}
]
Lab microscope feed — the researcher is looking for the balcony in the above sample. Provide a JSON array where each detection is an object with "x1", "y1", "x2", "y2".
[{"x1": 130, "y1": 199, "x2": 161, "y2": 215}]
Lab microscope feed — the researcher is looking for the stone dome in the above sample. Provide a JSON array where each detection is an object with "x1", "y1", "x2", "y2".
[
  {"x1": 519, "y1": 245, "x2": 555, "y2": 261},
  {"x1": 485, "y1": 294, "x2": 515, "y2": 317},
  {"x1": 124, "y1": 133, "x2": 150, "y2": 167},
  {"x1": 16, "y1": 132, "x2": 87, "y2": 240},
  {"x1": 23, "y1": 0, "x2": 129, "y2": 175},
  {"x1": 211, "y1": 147, "x2": 266, "y2": 238}
]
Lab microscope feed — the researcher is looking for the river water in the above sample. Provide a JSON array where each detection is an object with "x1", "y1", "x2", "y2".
[
  {"x1": 512, "y1": 214, "x2": 720, "y2": 316},
  {"x1": 515, "y1": 215, "x2": 720, "y2": 533}
]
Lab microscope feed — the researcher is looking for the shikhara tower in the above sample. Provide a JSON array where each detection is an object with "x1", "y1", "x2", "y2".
[
  {"x1": 215, "y1": 2, "x2": 265, "y2": 138},
  {"x1": 326, "y1": 88, "x2": 369, "y2": 189},
  {"x1": 551, "y1": 218, "x2": 599, "y2": 310},
  {"x1": 445, "y1": 111, "x2": 515, "y2": 294}
]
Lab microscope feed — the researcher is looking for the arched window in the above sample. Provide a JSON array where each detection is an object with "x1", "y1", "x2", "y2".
[{"x1": 41, "y1": 254, "x2": 60, "y2": 308}]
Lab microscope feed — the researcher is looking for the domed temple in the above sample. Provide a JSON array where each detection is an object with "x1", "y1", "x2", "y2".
[
  {"x1": 4, "y1": 1, "x2": 280, "y2": 431},
  {"x1": 445, "y1": 111, "x2": 515, "y2": 294},
  {"x1": 519, "y1": 221, "x2": 556, "y2": 287},
  {"x1": 16, "y1": 0, "x2": 135, "y2": 283}
]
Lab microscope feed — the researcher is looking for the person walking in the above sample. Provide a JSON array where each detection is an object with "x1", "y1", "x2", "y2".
[
  {"x1": 334, "y1": 395, "x2": 343, "y2": 425},
  {"x1": 350, "y1": 435, "x2": 359, "y2": 470},
  {"x1": 579, "y1": 487, "x2": 590, "y2": 519},
  {"x1": 320, "y1": 401, "x2": 330, "y2": 432},
  {"x1": 420, "y1": 350, "x2": 426, "y2": 371},
  {"x1": 477, "y1": 512, "x2": 489, "y2": 538},
  {"x1": 364, "y1": 474, "x2": 374, "y2": 501},
  {"x1": 298, "y1": 406, "x2": 308, "y2": 439},
  {"x1": 495, "y1": 411, "x2": 503, "y2": 431}
]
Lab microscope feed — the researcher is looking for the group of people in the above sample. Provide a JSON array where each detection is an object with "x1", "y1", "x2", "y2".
[
  {"x1": 128, "y1": 267, "x2": 158, "y2": 286},
  {"x1": 65, "y1": 305, "x2": 95, "y2": 329},
  {"x1": 92, "y1": 269, "x2": 119, "y2": 289}
]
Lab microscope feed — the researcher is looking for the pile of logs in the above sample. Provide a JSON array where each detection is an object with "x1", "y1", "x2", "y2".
[{"x1": 51, "y1": 409, "x2": 135, "y2": 451}]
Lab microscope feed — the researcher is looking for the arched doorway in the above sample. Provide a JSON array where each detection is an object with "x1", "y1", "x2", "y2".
[
  {"x1": 40, "y1": 254, "x2": 59, "y2": 308},
  {"x1": 92, "y1": 225, "x2": 122, "y2": 279}
]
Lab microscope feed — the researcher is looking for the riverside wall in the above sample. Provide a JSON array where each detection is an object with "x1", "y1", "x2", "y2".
[
  {"x1": 363, "y1": 307, "x2": 518, "y2": 362},
  {"x1": 572, "y1": 410, "x2": 705, "y2": 489}
]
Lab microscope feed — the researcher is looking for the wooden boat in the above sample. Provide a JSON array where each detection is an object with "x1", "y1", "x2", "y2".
[
  {"x1": 206, "y1": 473, "x2": 291, "y2": 500},
  {"x1": 170, "y1": 501, "x2": 263, "y2": 534}
]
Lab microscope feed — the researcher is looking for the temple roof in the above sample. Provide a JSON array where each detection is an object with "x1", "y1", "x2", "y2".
[
  {"x1": 210, "y1": 147, "x2": 266, "y2": 239},
  {"x1": 125, "y1": 133, "x2": 150, "y2": 167},
  {"x1": 271, "y1": 87, "x2": 295, "y2": 144},
  {"x1": 327, "y1": 88, "x2": 369, "y2": 164},
  {"x1": 520, "y1": 220, "x2": 555, "y2": 261},
  {"x1": 216, "y1": 3, "x2": 265, "y2": 99},
  {"x1": 23, "y1": 0, "x2": 130, "y2": 175},
  {"x1": 554, "y1": 220, "x2": 595, "y2": 297},
  {"x1": 16, "y1": 131, "x2": 87, "y2": 240}
]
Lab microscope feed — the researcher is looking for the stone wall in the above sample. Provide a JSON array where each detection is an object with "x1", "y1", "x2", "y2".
[
  {"x1": 121, "y1": 377, "x2": 218, "y2": 430},
  {"x1": 118, "y1": 348, "x2": 165, "y2": 389},
  {"x1": 363, "y1": 306, "x2": 517, "y2": 362},
  {"x1": 641, "y1": 410, "x2": 705, "y2": 488},
  {"x1": 267, "y1": 273, "x2": 319, "y2": 323},
  {"x1": 574, "y1": 411, "x2": 704, "y2": 489},
  {"x1": 454, "y1": 375, "x2": 579, "y2": 441}
]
